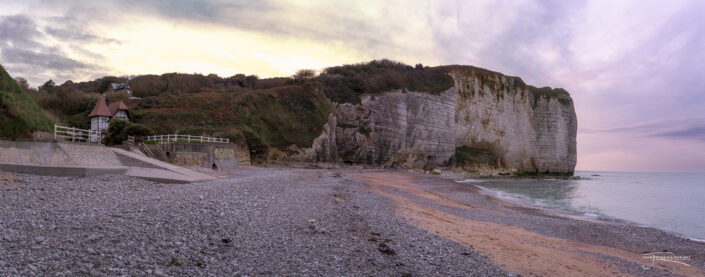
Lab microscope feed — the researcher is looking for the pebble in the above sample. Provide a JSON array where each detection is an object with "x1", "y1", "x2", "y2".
[{"x1": 0, "y1": 170, "x2": 510, "y2": 276}]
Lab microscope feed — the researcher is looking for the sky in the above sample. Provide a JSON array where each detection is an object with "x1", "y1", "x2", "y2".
[{"x1": 0, "y1": 0, "x2": 703, "y2": 172}]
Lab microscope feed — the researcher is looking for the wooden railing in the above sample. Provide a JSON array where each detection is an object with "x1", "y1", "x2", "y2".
[
  {"x1": 54, "y1": 124, "x2": 103, "y2": 143},
  {"x1": 144, "y1": 134, "x2": 229, "y2": 144}
]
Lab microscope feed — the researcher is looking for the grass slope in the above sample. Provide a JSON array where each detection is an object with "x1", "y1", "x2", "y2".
[
  {"x1": 132, "y1": 83, "x2": 331, "y2": 161},
  {"x1": 0, "y1": 64, "x2": 54, "y2": 138}
]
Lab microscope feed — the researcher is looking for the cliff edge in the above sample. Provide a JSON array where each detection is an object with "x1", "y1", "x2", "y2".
[{"x1": 305, "y1": 64, "x2": 577, "y2": 174}]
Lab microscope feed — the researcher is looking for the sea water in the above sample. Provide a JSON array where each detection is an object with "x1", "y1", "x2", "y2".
[{"x1": 458, "y1": 171, "x2": 705, "y2": 241}]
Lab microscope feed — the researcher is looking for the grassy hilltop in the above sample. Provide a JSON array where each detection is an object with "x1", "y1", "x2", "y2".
[
  {"x1": 20, "y1": 59, "x2": 569, "y2": 163},
  {"x1": 25, "y1": 60, "x2": 454, "y2": 161},
  {"x1": 0, "y1": 64, "x2": 54, "y2": 139}
]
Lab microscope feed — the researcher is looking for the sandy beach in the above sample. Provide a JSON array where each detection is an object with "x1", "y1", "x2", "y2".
[
  {"x1": 1, "y1": 168, "x2": 703, "y2": 276},
  {"x1": 359, "y1": 171, "x2": 705, "y2": 276}
]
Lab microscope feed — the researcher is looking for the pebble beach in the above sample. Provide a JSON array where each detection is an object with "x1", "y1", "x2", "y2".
[{"x1": 1, "y1": 168, "x2": 703, "y2": 276}]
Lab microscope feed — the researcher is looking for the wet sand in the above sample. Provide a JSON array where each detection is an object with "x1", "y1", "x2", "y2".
[{"x1": 357, "y1": 171, "x2": 705, "y2": 276}]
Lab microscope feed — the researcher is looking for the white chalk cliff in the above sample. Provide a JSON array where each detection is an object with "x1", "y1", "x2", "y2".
[{"x1": 305, "y1": 66, "x2": 577, "y2": 174}]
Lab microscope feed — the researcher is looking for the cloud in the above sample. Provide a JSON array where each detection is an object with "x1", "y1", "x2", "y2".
[
  {"x1": 653, "y1": 127, "x2": 705, "y2": 140},
  {"x1": 580, "y1": 117, "x2": 705, "y2": 142},
  {"x1": 651, "y1": 125, "x2": 705, "y2": 142},
  {"x1": 0, "y1": 15, "x2": 43, "y2": 49},
  {"x1": 1, "y1": 0, "x2": 704, "y2": 171},
  {"x1": 36, "y1": 0, "x2": 438, "y2": 63},
  {"x1": 44, "y1": 27, "x2": 120, "y2": 45},
  {"x1": 1, "y1": 48, "x2": 87, "y2": 70},
  {"x1": 0, "y1": 14, "x2": 111, "y2": 86}
]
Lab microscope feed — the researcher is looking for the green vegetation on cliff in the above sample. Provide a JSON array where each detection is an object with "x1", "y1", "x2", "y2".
[
  {"x1": 528, "y1": 86, "x2": 572, "y2": 106},
  {"x1": 21, "y1": 59, "x2": 573, "y2": 164},
  {"x1": 317, "y1": 59, "x2": 455, "y2": 103},
  {"x1": 133, "y1": 83, "x2": 331, "y2": 162},
  {"x1": 455, "y1": 146, "x2": 498, "y2": 168},
  {"x1": 25, "y1": 60, "x2": 450, "y2": 160},
  {"x1": 0, "y1": 64, "x2": 53, "y2": 138},
  {"x1": 439, "y1": 65, "x2": 528, "y2": 91}
]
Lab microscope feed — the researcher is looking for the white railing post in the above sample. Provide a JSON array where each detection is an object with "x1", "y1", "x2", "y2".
[
  {"x1": 140, "y1": 133, "x2": 228, "y2": 144},
  {"x1": 54, "y1": 124, "x2": 57, "y2": 140}
]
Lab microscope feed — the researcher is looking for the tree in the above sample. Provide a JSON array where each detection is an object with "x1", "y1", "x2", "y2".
[
  {"x1": 244, "y1": 75, "x2": 258, "y2": 89},
  {"x1": 293, "y1": 69, "x2": 317, "y2": 81},
  {"x1": 13, "y1": 77, "x2": 40, "y2": 97},
  {"x1": 106, "y1": 90, "x2": 129, "y2": 103},
  {"x1": 103, "y1": 119, "x2": 129, "y2": 145},
  {"x1": 125, "y1": 123, "x2": 154, "y2": 138},
  {"x1": 39, "y1": 79, "x2": 56, "y2": 93},
  {"x1": 14, "y1": 77, "x2": 30, "y2": 90},
  {"x1": 103, "y1": 119, "x2": 155, "y2": 145}
]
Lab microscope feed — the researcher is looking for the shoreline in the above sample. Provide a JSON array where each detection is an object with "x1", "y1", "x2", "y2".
[
  {"x1": 461, "y1": 174, "x2": 705, "y2": 244},
  {"x1": 357, "y1": 171, "x2": 705, "y2": 276}
]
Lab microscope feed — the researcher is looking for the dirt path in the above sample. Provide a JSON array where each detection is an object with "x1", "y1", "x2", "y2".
[{"x1": 358, "y1": 172, "x2": 703, "y2": 277}]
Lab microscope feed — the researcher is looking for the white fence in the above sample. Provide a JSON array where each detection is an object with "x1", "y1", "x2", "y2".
[
  {"x1": 145, "y1": 134, "x2": 229, "y2": 144},
  {"x1": 54, "y1": 124, "x2": 103, "y2": 143}
]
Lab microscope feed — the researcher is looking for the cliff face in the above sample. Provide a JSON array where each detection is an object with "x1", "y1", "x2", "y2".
[
  {"x1": 305, "y1": 88, "x2": 457, "y2": 168},
  {"x1": 530, "y1": 87, "x2": 578, "y2": 173},
  {"x1": 306, "y1": 66, "x2": 577, "y2": 174},
  {"x1": 451, "y1": 67, "x2": 577, "y2": 173}
]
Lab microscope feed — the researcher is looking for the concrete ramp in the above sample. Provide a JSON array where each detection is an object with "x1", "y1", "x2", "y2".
[
  {"x1": 57, "y1": 143, "x2": 123, "y2": 167},
  {"x1": 110, "y1": 148, "x2": 215, "y2": 183},
  {"x1": 124, "y1": 168, "x2": 207, "y2": 184}
]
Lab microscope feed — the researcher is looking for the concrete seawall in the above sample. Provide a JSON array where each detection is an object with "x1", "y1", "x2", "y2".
[
  {"x1": 0, "y1": 140, "x2": 217, "y2": 183},
  {"x1": 161, "y1": 143, "x2": 239, "y2": 171}
]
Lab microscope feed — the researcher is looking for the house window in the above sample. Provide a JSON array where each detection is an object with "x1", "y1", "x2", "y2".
[
  {"x1": 91, "y1": 117, "x2": 109, "y2": 131},
  {"x1": 99, "y1": 116, "x2": 109, "y2": 130},
  {"x1": 114, "y1": 110, "x2": 129, "y2": 121}
]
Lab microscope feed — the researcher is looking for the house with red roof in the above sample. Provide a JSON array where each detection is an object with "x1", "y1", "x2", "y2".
[{"x1": 88, "y1": 95, "x2": 130, "y2": 132}]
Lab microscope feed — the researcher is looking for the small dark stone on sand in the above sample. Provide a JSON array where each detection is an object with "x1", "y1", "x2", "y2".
[
  {"x1": 377, "y1": 242, "x2": 396, "y2": 256},
  {"x1": 170, "y1": 256, "x2": 185, "y2": 267}
]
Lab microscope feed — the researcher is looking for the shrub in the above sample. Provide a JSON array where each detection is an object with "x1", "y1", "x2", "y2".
[
  {"x1": 528, "y1": 86, "x2": 572, "y2": 107},
  {"x1": 455, "y1": 146, "x2": 497, "y2": 167},
  {"x1": 103, "y1": 119, "x2": 154, "y2": 145},
  {"x1": 125, "y1": 123, "x2": 155, "y2": 137},
  {"x1": 292, "y1": 69, "x2": 317, "y2": 84},
  {"x1": 103, "y1": 119, "x2": 129, "y2": 145},
  {"x1": 316, "y1": 59, "x2": 454, "y2": 103}
]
